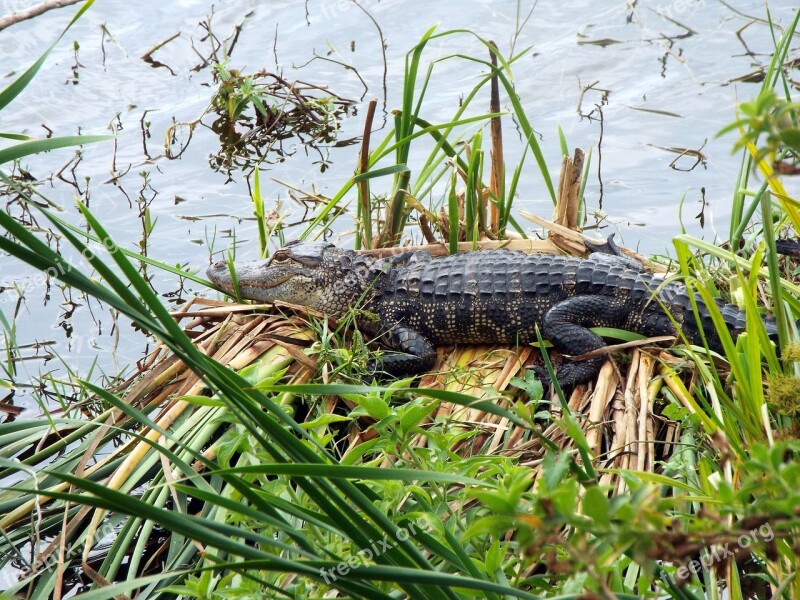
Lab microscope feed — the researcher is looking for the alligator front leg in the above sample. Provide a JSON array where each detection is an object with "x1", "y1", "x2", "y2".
[
  {"x1": 369, "y1": 324, "x2": 438, "y2": 378},
  {"x1": 540, "y1": 295, "x2": 630, "y2": 388}
]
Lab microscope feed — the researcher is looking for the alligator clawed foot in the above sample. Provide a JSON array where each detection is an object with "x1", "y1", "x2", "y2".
[
  {"x1": 583, "y1": 233, "x2": 620, "y2": 256},
  {"x1": 360, "y1": 360, "x2": 383, "y2": 385},
  {"x1": 531, "y1": 365, "x2": 553, "y2": 389}
]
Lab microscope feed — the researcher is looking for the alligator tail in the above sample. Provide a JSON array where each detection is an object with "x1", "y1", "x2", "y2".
[
  {"x1": 689, "y1": 297, "x2": 785, "y2": 350},
  {"x1": 714, "y1": 297, "x2": 792, "y2": 348},
  {"x1": 707, "y1": 238, "x2": 800, "y2": 346}
]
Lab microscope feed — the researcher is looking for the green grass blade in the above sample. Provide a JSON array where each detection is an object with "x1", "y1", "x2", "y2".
[
  {"x1": 448, "y1": 169, "x2": 459, "y2": 254},
  {"x1": 353, "y1": 164, "x2": 410, "y2": 182},
  {"x1": 0, "y1": 135, "x2": 112, "y2": 164}
]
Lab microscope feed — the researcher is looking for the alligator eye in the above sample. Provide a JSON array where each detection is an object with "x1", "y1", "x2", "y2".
[{"x1": 271, "y1": 251, "x2": 289, "y2": 263}]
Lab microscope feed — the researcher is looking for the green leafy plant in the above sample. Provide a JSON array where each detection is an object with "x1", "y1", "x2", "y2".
[{"x1": 720, "y1": 89, "x2": 800, "y2": 168}]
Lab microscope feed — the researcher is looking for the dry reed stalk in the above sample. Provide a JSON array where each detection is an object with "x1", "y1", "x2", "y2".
[
  {"x1": 636, "y1": 353, "x2": 657, "y2": 473},
  {"x1": 615, "y1": 351, "x2": 642, "y2": 489},
  {"x1": 554, "y1": 148, "x2": 585, "y2": 232},
  {"x1": 0, "y1": 0, "x2": 84, "y2": 32},
  {"x1": 358, "y1": 98, "x2": 379, "y2": 248},
  {"x1": 585, "y1": 362, "x2": 618, "y2": 458},
  {"x1": 488, "y1": 41, "x2": 504, "y2": 236},
  {"x1": 520, "y1": 209, "x2": 662, "y2": 271}
]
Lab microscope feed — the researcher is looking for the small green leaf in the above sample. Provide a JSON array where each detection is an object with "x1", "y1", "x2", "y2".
[
  {"x1": 510, "y1": 371, "x2": 544, "y2": 400},
  {"x1": 301, "y1": 413, "x2": 352, "y2": 429},
  {"x1": 582, "y1": 485, "x2": 611, "y2": 528},
  {"x1": 549, "y1": 478, "x2": 580, "y2": 517},
  {"x1": 661, "y1": 401, "x2": 690, "y2": 421},
  {"x1": 542, "y1": 451, "x2": 571, "y2": 492},
  {"x1": 779, "y1": 128, "x2": 800, "y2": 149},
  {"x1": 471, "y1": 489, "x2": 514, "y2": 514},
  {"x1": 179, "y1": 395, "x2": 226, "y2": 407},
  {"x1": 463, "y1": 515, "x2": 515, "y2": 542},
  {"x1": 344, "y1": 393, "x2": 391, "y2": 421},
  {"x1": 0, "y1": 133, "x2": 33, "y2": 141},
  {"x1": 398, "y1": 400, "x2": 437, "y2": 434},
  {"x1": 557, "y1": 124, "x2": 569, "y2": 157}
]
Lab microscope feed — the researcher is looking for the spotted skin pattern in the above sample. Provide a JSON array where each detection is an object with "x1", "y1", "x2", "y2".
[{"x1": 207, "y1": 242, "x2": 778, "y2": 386}]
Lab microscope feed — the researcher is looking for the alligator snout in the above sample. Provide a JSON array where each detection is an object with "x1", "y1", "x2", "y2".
[{"x1": 206, "y1": 261, "x2": 232, "y2": 286}]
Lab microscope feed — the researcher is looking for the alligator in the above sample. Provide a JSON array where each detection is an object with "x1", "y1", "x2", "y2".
[{"x1": 206, "y1": 241, "x2": 782, "y2": 387}]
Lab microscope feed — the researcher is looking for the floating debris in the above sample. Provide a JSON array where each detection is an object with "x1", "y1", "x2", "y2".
[{"x1": 206, "y1": 65, "x2": 355, "y2": 177}]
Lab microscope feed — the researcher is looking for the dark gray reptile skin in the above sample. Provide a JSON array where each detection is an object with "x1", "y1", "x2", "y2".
[{"x1": 207, "y1": 242, "x2": 779, "y2": 386}]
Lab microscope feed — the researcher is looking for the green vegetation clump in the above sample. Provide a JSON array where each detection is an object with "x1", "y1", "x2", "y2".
[{"x1": 768, "y1": 374, "x2": 800, "y2": 416}]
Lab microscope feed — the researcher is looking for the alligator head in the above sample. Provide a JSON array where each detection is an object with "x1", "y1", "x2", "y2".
[{"x1": 206, "y1": 241, "x2": 379, "y2": 317}]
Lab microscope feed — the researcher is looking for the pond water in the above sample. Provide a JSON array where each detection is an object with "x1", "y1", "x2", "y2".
[{"x1": 0, "y1": 0, "x2": 797, "y2": 413}]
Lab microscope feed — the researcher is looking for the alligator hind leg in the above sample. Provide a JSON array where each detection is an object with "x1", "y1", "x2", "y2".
[
  {"x1": 586, "y1": 252, "x2": 645, "y2": 272},
  {"x1": 540, "y1": 296, "x2": 630, "y2": 387}
]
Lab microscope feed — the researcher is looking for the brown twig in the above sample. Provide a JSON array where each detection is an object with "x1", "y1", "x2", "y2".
[
  {"x1": 349, "y1": 0, "x2": 388, "y2": 122},
  {"x1": 0, "y1": 0, "x2": 84, "y2": 32},
  {"x1": 140, "y1": 32, "x2": 180, "y2": 62},
  {"x1": 570, "y1": 336, "x2": 676, "y2": 360}
]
